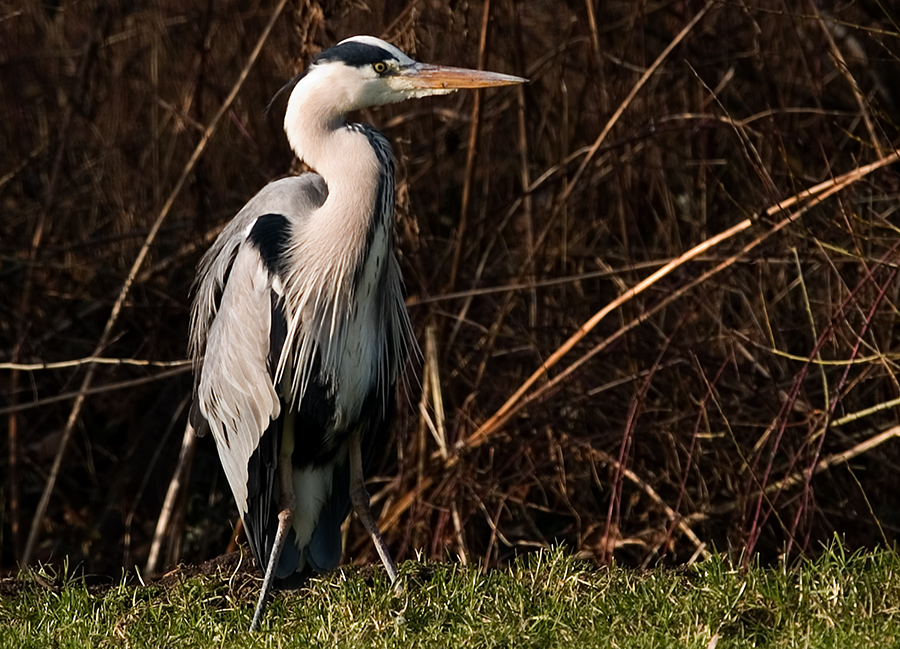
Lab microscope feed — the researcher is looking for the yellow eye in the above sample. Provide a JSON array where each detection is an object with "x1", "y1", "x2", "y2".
[{"x1": 373, "y1": 61, "x2": 387, "y2": 74}]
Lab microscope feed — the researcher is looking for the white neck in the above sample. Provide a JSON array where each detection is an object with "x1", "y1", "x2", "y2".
[
  {"x1": 276, "y1": 62, "x2": 411, "y2": 418},
  {"x1": 279, "y1": 63, "x2": 390, "y2": 363},
  {"x1": 283, "y1": 67, "x2": 383, "y2": 257},
  {"x1": 289, "y1": 68, "x2": 379, "y2": 168}
]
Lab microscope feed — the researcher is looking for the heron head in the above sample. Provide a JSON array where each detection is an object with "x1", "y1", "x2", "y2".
[{"x1": 285, "y1": 35, "x2": 525, "y2": 116}]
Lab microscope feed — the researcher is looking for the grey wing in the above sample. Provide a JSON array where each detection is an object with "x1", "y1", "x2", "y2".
[
  {"x1": 189, "y1": 174, "x2": 328, "y2": 567},
  {"x1": 194, "y1": 243, "x2": 282, "y2": 541}
]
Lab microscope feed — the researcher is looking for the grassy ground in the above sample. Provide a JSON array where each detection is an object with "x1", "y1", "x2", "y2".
[{"x1": 2, "y1": 543, "x2": 899, "y2": 648}]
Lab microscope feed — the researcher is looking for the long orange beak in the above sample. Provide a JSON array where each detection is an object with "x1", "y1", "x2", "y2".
[{"x1": 398, "y1": 63, "x2": 526, "y2": 91}]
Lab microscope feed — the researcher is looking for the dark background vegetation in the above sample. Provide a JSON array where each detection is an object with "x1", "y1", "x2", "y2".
[{"x1": 2, "y1": 0, "x2": 900, "y2": 581}]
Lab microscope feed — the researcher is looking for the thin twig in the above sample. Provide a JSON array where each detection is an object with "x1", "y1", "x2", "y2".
[
  {"x1": 0, "y1": 367, "x2": 191, "y2": 417},
  {"x1": 1, "y1": 358, "x2": 190, "y2": 371}
]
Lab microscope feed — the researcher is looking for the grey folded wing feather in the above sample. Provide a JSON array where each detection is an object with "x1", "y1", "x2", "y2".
[
  {"x1": 189, "y1": 174, "x2": 329, "y2": 565},
  {"x1": 196, "y1": 244, "x2": 281, "y2": 525}
]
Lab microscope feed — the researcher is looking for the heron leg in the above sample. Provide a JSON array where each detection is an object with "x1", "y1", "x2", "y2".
[
  {"x1": 348, "y1": 428, "x2": 401, "y2": 591},
  {"x1": 250, "y1": 415, "x2": 297, "y2": 632},
  {"x1": 249, "y1": 507, "x2": 292, "y2": 631}
]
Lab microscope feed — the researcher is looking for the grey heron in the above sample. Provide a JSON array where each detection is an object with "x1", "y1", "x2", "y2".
[{"x1": 188, "y1": 35, "x2": 524, "y2": 631}]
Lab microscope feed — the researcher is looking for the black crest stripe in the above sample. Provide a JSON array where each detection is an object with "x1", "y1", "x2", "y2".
[{"x1": 314, "y1": 42, "x2": 395, "y2": 68}]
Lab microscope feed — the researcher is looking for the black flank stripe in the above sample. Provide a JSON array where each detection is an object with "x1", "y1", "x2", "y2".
[{"x1": 347, "y1": 123, "x2": 394, "y2": 287}]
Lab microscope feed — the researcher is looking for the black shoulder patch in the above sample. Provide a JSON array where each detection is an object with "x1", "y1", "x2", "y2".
[
  {"x1": 314, "y1": 42, "x2": 395, "y2": 69},
  {"x1": 248, "y1": 213, "x2": 290, "y2": 276}
]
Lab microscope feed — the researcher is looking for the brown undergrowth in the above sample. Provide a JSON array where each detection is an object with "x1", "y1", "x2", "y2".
[{"x1": 2, "y1": 0, "x2": 899, "y2": 580}]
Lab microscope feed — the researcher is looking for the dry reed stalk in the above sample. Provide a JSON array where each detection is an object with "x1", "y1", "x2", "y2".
[
  {"x1": 20, "y1": 0, "x2": 290, "y2": 567},
  {"x1": 467, "y1": 219, "x2": 753, "y2": 446},
  {"x1": 710, "y1": 425, "x2": 900, "y2": 516},
  {"x1": 560, "y1": 0, "x2": 717, "y2": 207},
  {"x1": 7, "y1": 3, "x2": 112, "y2": 567},
  {"x1": 468, "y1": 149, "x2": 900, "y2": 449},
  {"x1": 146, "y1": 421, "x2": 198, "y2": 575},
  {"x1": 377, "y1": 148, "x2": 900, "y2": 540},
  {"x1": 578, "y1": 439, "x2": 710, "y2": 560},
  {"x1": 811, "y1": 2, "x2": 884, "y2": 158},
  {"x1": 447, "y1": 0, "x2": 492, "y2": 294}
]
